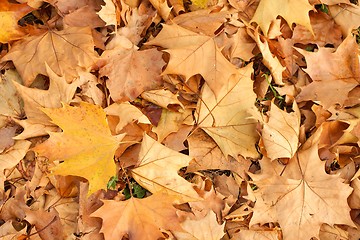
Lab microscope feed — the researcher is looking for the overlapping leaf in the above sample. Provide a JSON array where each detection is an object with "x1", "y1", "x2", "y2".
[{"x1": 33, "y1": 102, "x2": 123, "y2": 195}]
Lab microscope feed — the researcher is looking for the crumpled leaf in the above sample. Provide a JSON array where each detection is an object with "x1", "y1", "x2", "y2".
[
  {"x1": 2, "y1": 26, "x2": 98, "y2": 86},
  {"x1": 131, "y1": 134, "x2": 201, "y2": 203},
  {"x1": 251, "y1": 0, "x2": 314, "y2": 36},
  {"x1": 296, "y1": 34, "x2": 359, "y2": 109},
  {"x1": 254, "y1": 31, "x2": 285, "y2": 85},
  {"x1": 147, "y1": 23, "x2": 238, "y2": 98},
  {"x1": 250, "y1": 143, "x2": 355, "y2": 239},
  {"x1": 92, "y1": 193, "x2": 182, "y2": 240},
  {"x1": 33, "y1": 102, "x2": 123, "y2": 195},
  {"x1": 196, "y1": 63, "x2": 259, "y2": 159}
]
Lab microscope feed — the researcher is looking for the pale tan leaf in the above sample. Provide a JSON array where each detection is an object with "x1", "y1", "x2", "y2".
[
  {"x1": 251, "y1": 0, "x2": 314, "y2": 36},
  {"x1": 262, "y1": 101, "x2": 300, "y2": 160},
  {"x1": 250, "y1": 143, "x2": 355, "y2": 239},
  {"x1": 147, "y1": 23, "x2": 238, "y2": 98},
  {"x1": 196, "y1": 64, "x2": 259, "y2": 159},
  {"x1": 254, "y1": 31, "x2": 285, "y2": 86},
  {"x1": 2, "y1": 27, "x2": 98, "y2": 86},
  {"x1": 131, "y1": 134, "x2": 201, "y2": 203}
]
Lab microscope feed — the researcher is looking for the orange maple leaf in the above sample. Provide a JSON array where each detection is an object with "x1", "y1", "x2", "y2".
[{"x1": 92, "y1": 193, "x2": 182, "y2": 240}]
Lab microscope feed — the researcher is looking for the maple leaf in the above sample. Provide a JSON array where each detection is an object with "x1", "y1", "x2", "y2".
[
  {"x1": 91, "y1": 193, "x2": 182, "y2": 240},
  {"x1": 195, "y1": 63, "x2": 259, "y2": 159},
  {"x1": 295, "y1": 34, "x2": 359, "y2": 109},
  {"x1": 261, "y1": 101, "x2": 301, "y2": 160},
  {"x1": 0, "y1": 1, "x2": 33, "y2": 43},
  {"x1": 97, "y1": 0, "x2": 117, "y2": 27},
  {"x1": 147, "y1": 23, "x2": 239, "y2": 98},
  {"x1": 174, "y1": 211, "x2": 225, "y2": 240},
  {"x1": 254, "y1": 31, "x2": 285, "y2": 86},
  {"x1": 33, "y1": 102, "x2": 123, "y2": 195},
  {"x1": 0, "y1": 69, "x2": 23, "y2": 123},
  {"x1": 2, "y1": 26, "x2": 98, "y2": 86},
  {"x1": 250, "y1": 144, "x2": 355, "y2": 239},
  {"x1": 13, "y1": 63, "x2": 85, "y2": 139},
  {"x1": 251, "y1": 0, "x2": 314, "y2": 36},
  {"x1": 131, "y1": 134, "x2": 201, "y2": 203},
  {"x1": 153, "y1": 109, "x2": 193, "y2": 142},
  {"x1": 99, "y1": 36, "x2": 164, "y2": 102}
]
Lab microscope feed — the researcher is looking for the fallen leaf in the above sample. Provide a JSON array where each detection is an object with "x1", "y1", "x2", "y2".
[
  {"x1": 261, "y1": 101, "x2": 300, "y2": 160},
  {"x1": 97, "y1": 0, "x2": 117, "y2": 27},
  {"x1": 131, "y1": 134, "x2": 201, "y2": 203},
  {"x1": 92, "y1": 193, "x2": 182, "y2": 240},
  {"x1": 147, "y1": 23, "x2": 239, "y2": 98},
  {"x1": 254, "y1": 31, "x2": 285, "y2": 85},
  {"x1": 196, "y1": 63, "x2": 259, "y2": 159},
  {"x1": 100, "y1": 40, "x2": 164, "y2": 102},
  {"x1": 296, "y1": 34, "x2": 359, "y2": 109},
  {"x1": 329, "y1": 3, "x2": 360, "y2": 36},
  {"x1": 0, "y1": 1, "x2": 33, "y2": 43},
  {"x1": 174, "y1": 211, "x2": 225, "y2": 240},
  {"x1": 251, "y1": 0, "x2": 314, "y2": 36},
  {"x1": 13, "y1": 63, "x2": 85, "y2": 139},
  {"x1": 33, "y1": 102, "x2": 123, "y2": 195},
  {"x1": 2, "y1": 26, "x2": 98, "y2": 86},
  {"x1": 250, "y1": 143, "x2": 355, "y2": 239}
]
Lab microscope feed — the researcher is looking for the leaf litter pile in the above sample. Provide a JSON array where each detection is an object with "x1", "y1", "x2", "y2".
[{"x1": 0, "y1": 0, "x2": 360, "y2": 239}]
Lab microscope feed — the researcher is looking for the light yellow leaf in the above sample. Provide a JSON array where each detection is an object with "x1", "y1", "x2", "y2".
[{"x1": 251, "y1": 0, "x2": 314, "y2": 36}]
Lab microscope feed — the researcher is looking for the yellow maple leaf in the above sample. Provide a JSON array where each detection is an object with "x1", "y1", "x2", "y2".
[
  {"x1": 33, "y1": 102, "x2": 123, "y2": 195},
  {"x1": 251, "y1": 0, "x2": 314, "y2": 36}
]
